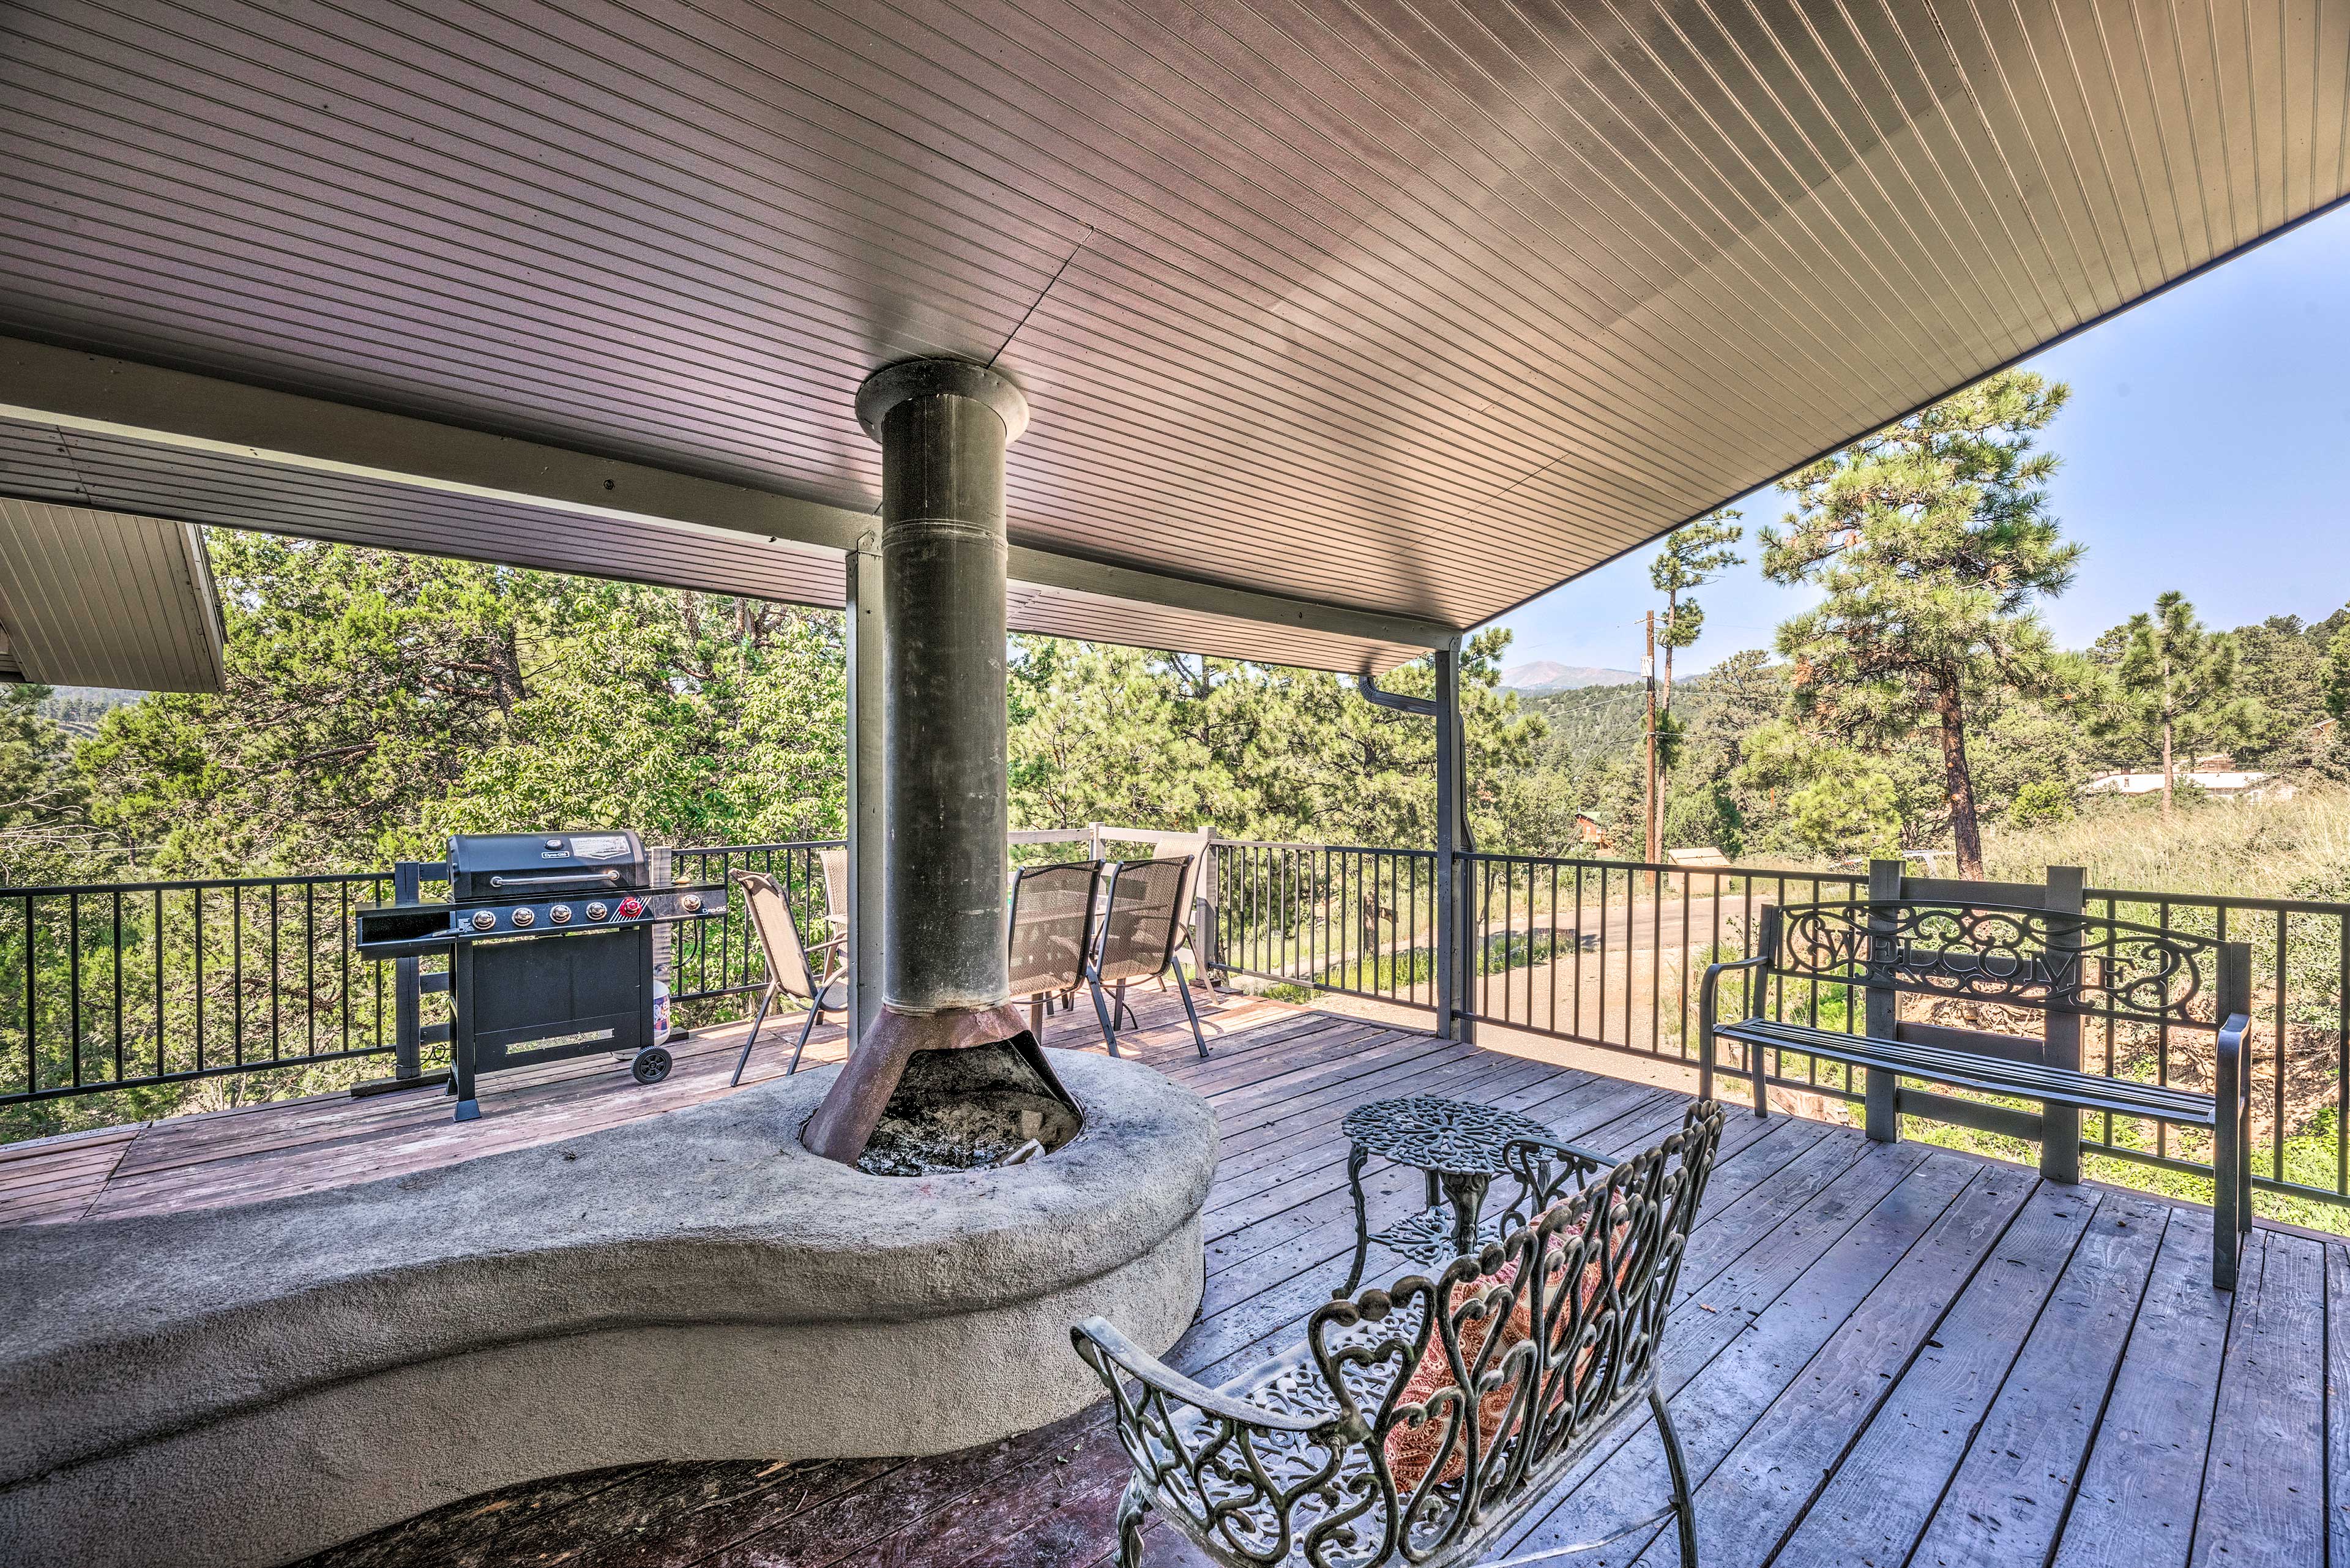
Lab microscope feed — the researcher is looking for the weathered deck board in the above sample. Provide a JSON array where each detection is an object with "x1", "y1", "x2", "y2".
[
  {"x1": 2053, "y1": 1208, "x2": 2239, "y2": 1568},
  {"x1": 1765, "y1": 1178, "x2": 2104, "y2": 1568},
  {"x1": 1627, "y1": 1162, "x2": 2044, "y2": 1566},
  {"x1": 1904, "y1": 1187, "x2": 2171, "y2": 1568},
  {"x1": 4, "y1": 987, "x2": 2334, "y2": 1568},
  {"x1": 1498, "y1": 1145, "x2": 1981, "y2": 1560},
  {"x1": 2332, "y1": 1244, "x2": 2350, "y2": 1565},
  {"x1": 2191, "y1": 1230, "x2": 2328, "y2": 1567}
]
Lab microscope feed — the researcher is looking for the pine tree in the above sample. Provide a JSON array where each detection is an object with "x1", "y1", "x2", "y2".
[
  {"x1": 2323, "y1": 615, "x2": 2350, "y2": 723},
  {"x1": 1648, "y1": 510, "x2": 1742, "y2": 845},
  {"x1": 1761, "y1": 371, "x2": 2079, "y2": 878},
  {"x1": 2098, "y1": 592, "x2": 2263, "y2": 818}
]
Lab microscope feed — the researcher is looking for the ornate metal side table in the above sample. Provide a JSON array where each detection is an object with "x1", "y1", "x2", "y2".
[{"x1": 1335, "y1": 1095, "x2": 1569, "y2": 1296}]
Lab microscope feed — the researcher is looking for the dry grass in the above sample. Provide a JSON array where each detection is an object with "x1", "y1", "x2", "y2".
[{"x1": 1982, "y1": 786, "x2": 2350, "y2": 900}]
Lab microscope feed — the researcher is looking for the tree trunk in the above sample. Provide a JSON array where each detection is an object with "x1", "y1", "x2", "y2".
[
  {"x1": 1662, "y1": 598, "x2": 1676, "y2": 711},
  {"x1": 2161, "y1": 717, "x2": 2174, "y2": 821},
  {"x1": 1934, "y1": 682, "x2": 1984, "y2": 878},
  {"x1": 491, "y1": 625, "x2": 528, "y2": 713}
]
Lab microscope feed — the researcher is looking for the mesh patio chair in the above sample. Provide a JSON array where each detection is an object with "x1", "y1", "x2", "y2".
[
  {"x1": 729, "y1": 870, "x2": 846, "y2": 1085},
  {"x1": 1007, "y1": 861, "x2": 1117, "y2": 1048},
  {"x1": 816, "y1": 847, "x2": 850, "y2": 985},
  {"x1": 1094, "y1": 856, "x2": 1210, "y2": 1059}
]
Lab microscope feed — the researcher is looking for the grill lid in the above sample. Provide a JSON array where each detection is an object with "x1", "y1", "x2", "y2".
[{"x1": 448, "y1": 831, "x2": 649, "y2": 903}]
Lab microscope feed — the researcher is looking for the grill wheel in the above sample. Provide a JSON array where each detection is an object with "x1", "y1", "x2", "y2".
[{"x1": 630, "y1": 1047, "x2": 673, "y2": 1086}]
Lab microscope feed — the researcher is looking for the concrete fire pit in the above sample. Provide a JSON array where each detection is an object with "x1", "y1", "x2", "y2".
[{"x1": 0, "y1": 1050, "x2": 1214, "y2": 1568}]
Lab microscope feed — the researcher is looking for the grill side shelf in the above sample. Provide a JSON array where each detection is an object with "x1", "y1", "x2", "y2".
[
  {"x1": 353, "y1": 904, "x2": 459, "y2": 958},
  {"x1": 354, "y1": 884, "x2": 729, "y2": 957}
]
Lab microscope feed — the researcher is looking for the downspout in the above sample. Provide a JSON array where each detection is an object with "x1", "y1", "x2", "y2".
[{"x1": 1356, "y1": 672, "x2": 1434, "y2": 717}]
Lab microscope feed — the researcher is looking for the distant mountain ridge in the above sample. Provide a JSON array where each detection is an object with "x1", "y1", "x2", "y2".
[{"x1": 1501, "y1": 660, "x2": 1642, "y2": 692}]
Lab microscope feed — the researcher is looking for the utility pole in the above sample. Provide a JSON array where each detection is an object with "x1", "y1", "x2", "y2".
[{"x1": 1644, "y1": 610, "x2": 1658, "y2": 866}]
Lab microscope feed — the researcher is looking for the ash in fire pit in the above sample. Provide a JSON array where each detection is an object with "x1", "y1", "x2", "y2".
[{"x1": 846, "y1": 1037, "x2": 1083, "y2": 1176}]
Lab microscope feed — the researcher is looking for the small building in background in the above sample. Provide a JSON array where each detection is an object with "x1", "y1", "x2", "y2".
[{"x1": 2080, "y1": 755, "x2": 2279, "y2": 800}]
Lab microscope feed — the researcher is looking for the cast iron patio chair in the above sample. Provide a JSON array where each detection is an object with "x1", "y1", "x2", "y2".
[
  {"x1": 1075, "y1": 1100, "x2": 1727, "y2": 1568},
  {"x1": 1008, "y1": 860, "x2": 1117, "y2": 1047},
  {"x1": 728, "y1": 870, "x2": 846, "y2": 1084},
  {"x1": 1094, "y1": 856, "x2": 1210, "y2": 1059}
]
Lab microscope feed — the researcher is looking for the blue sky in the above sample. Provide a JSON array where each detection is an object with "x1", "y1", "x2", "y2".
[{"x1": 1491, "y1": 201, "x2": 2350, "y2": 678}]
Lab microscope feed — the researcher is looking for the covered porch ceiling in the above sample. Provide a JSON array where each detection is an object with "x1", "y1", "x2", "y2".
[
  {"x1": 0, "y1": 0, "x2": 2343, "y2": 675},
  {"x1": 0, "y1": 497, "x2": 224, "y2": 692}
]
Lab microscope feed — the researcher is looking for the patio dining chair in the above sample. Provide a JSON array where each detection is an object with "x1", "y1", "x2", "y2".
[
  {"x1": 1093, "y1": 856, "x2": 1210, "y2": 1059},
  {"x1": 816, "y1": 847, "x2": 850, "y2": 984},
  {"x1": 728, "y1": 870, "x2": 847, "y2": 1085},
  {"x1": 1007, "y1": 860, "x2": 1119, "y2": 1048}
]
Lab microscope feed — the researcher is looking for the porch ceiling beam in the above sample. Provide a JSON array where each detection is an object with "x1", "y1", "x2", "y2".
[
  {"x1": 0, "y1": 336, "x2": 1456, "y2": 654},
  {"x1": 0, "y1": 335, "x2": 865, "y2": 556},
  {"x1": 1001, "y1": 547, "x2": 1454, "y2": 651}
]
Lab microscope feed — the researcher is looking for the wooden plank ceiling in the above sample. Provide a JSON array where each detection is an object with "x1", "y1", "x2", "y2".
[{"x1": 0, "y1": 0, "x2": 2343, "y2": 673}]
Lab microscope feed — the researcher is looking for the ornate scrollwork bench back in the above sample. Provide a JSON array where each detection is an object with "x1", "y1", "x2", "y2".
[
  {"x1": 1072, "y1": 1100, "x2": 1729, "y2": 1568},
  {"x1": 1766, "y1": 897, "x2": 2223, "y2": 1028},
  {"x1": 1698, "y1": 859, "x2": 2255, "y2": 1290}
]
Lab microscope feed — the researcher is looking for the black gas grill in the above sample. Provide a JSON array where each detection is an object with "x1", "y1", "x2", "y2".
[{"x1": 355, "y1": 831, "x2": 728, "y2": 1121}]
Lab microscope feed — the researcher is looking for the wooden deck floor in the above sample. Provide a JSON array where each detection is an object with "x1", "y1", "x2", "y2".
[
  {"x1": 0, "y1": 985, "x2": 1251, "y2": 1226},
  {"x1": 3, "y1": 985, "x2": 2338, "y2": 1568}
]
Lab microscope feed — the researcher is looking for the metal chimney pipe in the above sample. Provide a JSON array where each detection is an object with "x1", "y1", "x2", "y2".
[{"x1": 853, "y1": 359, "x2": 1029, "y2": 1014}]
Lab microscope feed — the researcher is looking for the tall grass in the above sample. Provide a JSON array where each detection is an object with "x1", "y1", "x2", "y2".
[{"x1": 1983, "y1": 786, "x2": 2350, "y2": 900}]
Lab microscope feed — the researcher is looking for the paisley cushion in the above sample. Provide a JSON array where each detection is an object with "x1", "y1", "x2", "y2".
[{"x1": 1382, "y1": 1209, "x2": 1631, "y2": 1491}]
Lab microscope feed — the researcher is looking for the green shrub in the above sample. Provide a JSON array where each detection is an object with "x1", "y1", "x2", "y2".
[{"x1": 2005, "y1": 778, "x2": 2075, "y2": 829}]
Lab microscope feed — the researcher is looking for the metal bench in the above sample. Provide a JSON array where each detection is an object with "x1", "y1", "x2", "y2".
[
  {"x1": 1072, "y1": 1102, "x2": 1727, "y2": 1567},
  {"x1": 1698, "y1": 860, "x2": 2253, "y2": 1290}
]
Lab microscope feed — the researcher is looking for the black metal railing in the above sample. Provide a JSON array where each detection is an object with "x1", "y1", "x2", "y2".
[
  {"x1": 15, "y1": 835, "x2": 2350, "y2": 1215},
  {"x1": 1209, "y1": 842, "x2": 2350, "y2": 1215},
  {"x1": 0, "y1": 871, "x2": 399, "y2": 1127},
  {"x1": 2069, "y1": 885, "x2": 2350, "y2": 1209},
  {"x1": 1455, "y1": 853, "x2": 1867, "y2": 1078},
  {"x1": 1206, "y1": 840, "x2": 1441, "y2": 1010},
  {"x1": 0, "y1": 832, "x2": 1118, "y2": 1136},
  {"x1": 668, "y1": 841, "x2": 837, "y2": 1007},
  {"x1": 0, "y1": 847, "x2": 845, "y2": 1134}
]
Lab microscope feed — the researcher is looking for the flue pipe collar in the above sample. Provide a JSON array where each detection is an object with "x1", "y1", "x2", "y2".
[{"x1": 856, "y1": 359, "x2": 1029, "y2": 446}]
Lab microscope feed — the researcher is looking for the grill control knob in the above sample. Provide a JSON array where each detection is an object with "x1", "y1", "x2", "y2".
[
  {"x1": 585, "y1": 902, "x2": 609, "y2": 922},
  {"x1": 469, "y1": 910, "x2": 497, "y2": 931},
  {"x1": 549, "y1": 905, "x2": 572, "y2": 925},
  {"x1": 546, "y1": 838, "x2": 563, "y2": 849},
  {"x1": 679, "y1": 893, "x2": 704, "y2": 914},
  {"x1": 510, "y1": 906, "x2": 536, "y2": 928},
  {"x1": 616, "y1": 895, "x2": 646, "y2": 920}
]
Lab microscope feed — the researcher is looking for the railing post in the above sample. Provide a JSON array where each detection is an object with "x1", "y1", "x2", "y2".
[
  {"x1": 2039, "y1": 865, "x2": 2086, "y2": 1184},
  {"x1": 1434, "y1": 636, "x2": 1474, "y2": 1043},
  {"x1": 391, "y1": 860, "x2": 423, "y2": 1080},
  {"x1": 1192, "y1": 826, "x2": 1222, "y2": 984},
  {"x1": 1862, "y1": 857, "x2": 1902, "y2": 1138}
]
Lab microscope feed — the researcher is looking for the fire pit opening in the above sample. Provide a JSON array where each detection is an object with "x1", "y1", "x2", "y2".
[
  {"x1": 853, "y1": 1036, "x2": 1083, "y2": 1176},
  {"x1": 802, "y1": 1005, "x2": 1087, "y2": 1173}
]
